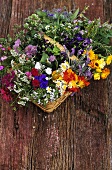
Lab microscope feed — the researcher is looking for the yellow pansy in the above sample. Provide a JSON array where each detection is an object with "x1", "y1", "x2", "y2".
[
  {"x1": 106, "y1": 55, "x2": 112, "y2": 65},
  {"x1": 94, "y1": 72, "x2": 101, "y2": 80},
  {"x1": 98, "y1": 58, "x2": 106, "y2": 69},
  {"x1": 88, "y1": 60, "x2": 98, "y2": 69},
  {"x1": 101, "y1": 68, "x2": 110, "y2": 79}
]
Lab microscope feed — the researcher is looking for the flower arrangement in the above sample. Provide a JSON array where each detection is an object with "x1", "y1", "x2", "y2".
[{"x1": 0, "y1": 7, "x2": 112, "y2": 111}]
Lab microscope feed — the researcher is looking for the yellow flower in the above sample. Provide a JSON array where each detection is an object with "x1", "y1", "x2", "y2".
[
  {"x1": 94, "y1": 72, "x2": 101, "y2": 80},
  {"x1": 106, "y1": 55, "x2": 112, "y2": 65},
  {"x1": 68, "y1": 80, "x2": 78, "y2": 88},
  {"x1": 96, "y1": 68, "x2": 102, "y2": 73},
  {"x1": 95, "y1": 54, "x2": 98, "y2": 60},
  {"x1": 101, "y1": 68, "x2": 110, "y2": 79},
  {"x1": 88, "y1": 50, "x2": 96, "y2": 60},
  {"x1": 62, "y1": 84, "x2": 67, "y2": 91},
  {"x1": 89, "y1": 58, "x2": 106, "y2": 70},
  {"x1": 55, "y1": 80, "x2": 62, "y2": 87},
  {"x1": 52, "y1": 70, "x2": 62, "y2": 80},
  {"x1": 88, "y1": 59, "x2": 98, "y2": 69},
  {"x1": 78, "y1": 80, "x2": 85, "y2": 88},
  {"x1": 98, "y1": 58, "x2": 106, "y2": 69}
]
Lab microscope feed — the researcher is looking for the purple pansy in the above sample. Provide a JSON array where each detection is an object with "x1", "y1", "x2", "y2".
[
  {"x1": 83, "y1": 38, "x2": 91, "y2": 47},
  {"x1": 13, "y1": 39, "x2": 21, "y2": 53},
  {"x1": 84, "y1": 70, "x2": 93, "y2": 80},
  {"x1": 35, "y1": 74, "x2": 48, "y2": 89},
  {"x1": 49, "y1": 55, "x2": 56, "y2": 62},
  {"x1": 0, "y1": 66, "x2": 4, "y2": 70},
  {"x1": 25, "y1": 45, "x2": 37, "y2": 57},
  {"x1": 75, "y1": 33, "x2": 84, "y2": 41}
]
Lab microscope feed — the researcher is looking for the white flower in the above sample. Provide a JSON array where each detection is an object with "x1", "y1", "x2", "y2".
[
  {"x1": 35, "y1": 62, "x2": 41, "y2": 69},
  {"x1": 45, "y1": 67, "x2": 52, "y2": 75},
  {"x1": 20, "y1": 76, "x2": 30, "y2": 84},
  {"x1": 18, "y1": 100, "x2": 26, "y2": 106},
  {"x1": 60, "y1": 61, "x2": 70, "y2": 71},
  {"x1": 46, "y1": 86, "x2": 52, "y2": 93},
  {"x1": 10, "y1": 49, "x2": 19, "y2": 57},
  {"x1": 19, "y1": 54, "x2": 26, "y2": 64},
  {"x1": 11, "y1": 60, "x2": 15, "y2": 67}
]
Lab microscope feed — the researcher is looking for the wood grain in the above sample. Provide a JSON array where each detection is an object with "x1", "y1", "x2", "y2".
[{"x1": 0, "y1": 0, "x2": 112, "y2": 169}]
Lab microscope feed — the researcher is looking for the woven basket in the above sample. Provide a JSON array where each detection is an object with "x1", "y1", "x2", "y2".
[
  {"x1": 33, "y1": 91, "x2": 71, "y2": 113},
  {"x1": 32, "y1": 35, "x2": 77, "y2": 113}
]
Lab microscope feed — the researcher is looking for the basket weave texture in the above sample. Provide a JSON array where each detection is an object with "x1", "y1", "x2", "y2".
[{"x1": 33, "y1": 92, "x2": 71, "y2": 113}]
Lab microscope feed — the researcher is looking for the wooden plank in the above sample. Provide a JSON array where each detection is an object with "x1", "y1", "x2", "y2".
[{"x1": 0, "y1": 0, "x2": 112, "y2": 169}]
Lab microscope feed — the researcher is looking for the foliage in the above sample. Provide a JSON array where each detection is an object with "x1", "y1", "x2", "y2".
[{"x1": 0, "y1": 7, "x2": 112, "y2": 107}]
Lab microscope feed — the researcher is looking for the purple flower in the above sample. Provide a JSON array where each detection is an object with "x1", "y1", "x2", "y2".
[
  {"x1": 0, "y1": 44, "x2": 3, "y2": 48},
  {"x1": 2, "y1": 71, "x2": 15, "y2": 89},
  {"x1": 83, "y1": 38, "x2": 91, "y2": 47},
  {"x1": 84, "y1": 70, "x2": 92, "y2": 80},
  {"x1": 74, "y1": 26, "x2": 80, "y2": 30},
  {"x1": 85, "y1": 57, "x2": 90, "y2": 65},
  {"x1": 77, "y1": 49, "x2": 83, "y2": 56},
  {"x1": 35, "y1": 74, "x2": 48, "y2": 89},
  {"x1": 75, "y1": 33, "x2": 84, "y2": 41},
  {"x1": 78, "y1": 65, "x2": 82, "y2": 75},
  {"x1": 70, "y1": 48, "x2": 75, "y2": 56},
  {"x1": 0, "y1": 56, "x2": 7, "y2": 61},
  {"x1": 73, "y1": 20, "x2": 77, "y2": 23},
  {"x1": 1, "y1": 48, "x2": 5, "y2": 51},
  {"x1": 48, "y1": 13, "x2": 54, "y2": 17},
  {"x1": 49, "y1": 55, "x2": 56, "y2": 62},
  {"x1": 13, "y1": 39, "x2": 21, "y2": 53},
  {"x1": 55, "y1": 8, "x2": 61, "y2": 12},
  {"x1": 25, "y1": 45, "x2": 37, "y2": 57},
  {"x1": 0, "y1": 66, "x2": 4, "y2": 70}
]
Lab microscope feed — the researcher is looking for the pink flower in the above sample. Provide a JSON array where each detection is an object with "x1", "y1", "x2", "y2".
[
  {"x1": 0, "y1": 66, "x2": 4, "y2": 70},
  {"x1": 1, "y1": 56, "x2": 7, "y2": 61},
  {"x1": 25, "y1": 71, "x2": 32, "y2": 79}
]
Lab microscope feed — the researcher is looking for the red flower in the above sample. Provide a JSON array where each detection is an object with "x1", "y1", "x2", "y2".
[
  {"x1": 0, "y1": 88, "x2": 12, "y2": 101},
  {"x1": 68, "y1": 87, "x2": 79, "y2": 92},
  {"x1": 31, "y1": 68, "x2": 39, "y2": 76},
  {"x1": 7, "y1": 46, "x2": 11, "y2": 51},
  {"x1": 78, "y1": 76, "x2": 90, "y2": 87},
  {"x1": 63, "y1": 69, "x2": 78, "y2": 83},
  {"x1": 32, "y1": 79, "x2": 40, "y2": 87}
]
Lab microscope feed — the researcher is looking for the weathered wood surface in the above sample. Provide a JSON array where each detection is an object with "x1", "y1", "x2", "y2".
[{"x1": 0, "y1": 0, "x2": 112, "y2": 169}]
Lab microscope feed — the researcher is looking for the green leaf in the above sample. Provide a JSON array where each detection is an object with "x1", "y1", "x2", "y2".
[
  {"x1": 40, "y1": 52, "x2": 49, "y2": 63},
  {"x1": 53, "y1": 46, "x2": 60, "y2": 55},
  {"x1": 70, "y1": 8, "x2": 79, "y2": 21},
  {"x1": 36, "y1": 10, "x2": 47, "y2": 17}
]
